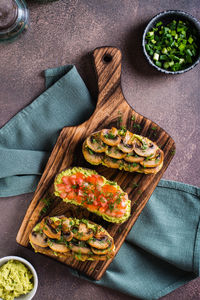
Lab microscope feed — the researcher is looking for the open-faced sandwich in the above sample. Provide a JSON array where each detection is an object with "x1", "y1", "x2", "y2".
[
  {"x1": 82, "y1": 127, "x2": 164, "y2": 174},
  {"x1": 54, "y1": 167, "x2": 131, "y2": 223},
  {"x1": 29, "y1": 216, "x2": 115, "y2": 261}
]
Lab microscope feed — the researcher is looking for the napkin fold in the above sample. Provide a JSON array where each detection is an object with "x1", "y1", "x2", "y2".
[
  {"x1": 0, "y1": 65, "x2": 199, "y2": 300},
  {"x1": 0, "y1": 65, "x2": 95, "y2": 197}
]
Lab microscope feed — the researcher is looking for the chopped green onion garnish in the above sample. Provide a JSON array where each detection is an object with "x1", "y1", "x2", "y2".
[
  {"x1": 145, "y1": 19, "x2": 199, "y2": 71},
  {"x1": 147, "y1": 31, "x2": 154, "y2": 37},
  {"x1": 153, "y1": 53, "x2": 159, "y2": 61},
  {"x1": 155, "y1": 61, "x2": 162, "y2": 67},
  {"x1": 160, "y1": 54, "x2": 168, "y2": 60},
  {"x1": 188, "y1": 36, "x2": 193, "y2": 44},
  {"x1": 163, "y1": 62, "x2": 170, "y2": 69},
  {"x1": 168, "y1": 61, "x2": 174, "y2": 67},
  {"x1": 156, "y1": 21, "x2": 163, "y2": 27}
]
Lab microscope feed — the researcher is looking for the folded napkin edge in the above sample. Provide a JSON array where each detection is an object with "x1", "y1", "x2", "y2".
[
  {"x1": 44, "y1": 64, "x2": 74, "y2": 78},
  {"x1": 193, "y1": 216, "x2": 200, "y2": 275},
  {"x1": 154, "y1": 272, "x2": 196, "y2": 299},
  {"x1": 0, "y1": 65, "x2": 77, "y2": 136},
  {"x1": 158, "y1": 179, "x2": 200, "y2": 197}
]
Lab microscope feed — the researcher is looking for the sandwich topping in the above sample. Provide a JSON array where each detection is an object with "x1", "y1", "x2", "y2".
[
  {"x1": 82, "y1": 128, "x2": 164, "y2": 174},
  {"x1": 54, "y1": 167, "x2": 131, "y2": 223},
  {"x1": 29, "y1": 216, "x2": 115, "y2": 261}
]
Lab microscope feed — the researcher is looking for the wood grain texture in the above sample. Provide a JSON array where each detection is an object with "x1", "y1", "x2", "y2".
[{"x1": 16, "y1": 46, "x2": 175, "y2": 280}]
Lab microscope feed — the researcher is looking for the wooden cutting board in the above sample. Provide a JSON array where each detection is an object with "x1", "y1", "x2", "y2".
[{"x1": 16, "y1": 46, "x2": 175, "y2": 280}]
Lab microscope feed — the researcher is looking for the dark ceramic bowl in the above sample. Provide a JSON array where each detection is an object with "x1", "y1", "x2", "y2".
[{"x1": 142, "y1": 10, "x2": 200, "y2": 74}]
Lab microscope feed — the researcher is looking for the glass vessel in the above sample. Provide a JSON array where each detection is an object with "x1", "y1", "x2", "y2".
[{"x1": 0, "y1": 0, "x2": 29, "y2": 43}]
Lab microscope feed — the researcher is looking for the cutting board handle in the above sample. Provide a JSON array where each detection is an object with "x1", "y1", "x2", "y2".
[{"x1": 92, "y1": 47, "x2": 122, "y2": 106}]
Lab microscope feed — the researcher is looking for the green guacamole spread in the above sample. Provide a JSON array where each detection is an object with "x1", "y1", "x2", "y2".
[{"x1": 0, "y1": 260, "x2": 33, "y2": 300}]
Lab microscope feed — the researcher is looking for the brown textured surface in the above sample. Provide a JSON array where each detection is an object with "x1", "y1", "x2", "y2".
[
  {"x1": 0, "y1": 0, "x2": 199, "y2": 299},
  {"x1": 16, "y1": 46, "x2": 175, "y2": 280}
]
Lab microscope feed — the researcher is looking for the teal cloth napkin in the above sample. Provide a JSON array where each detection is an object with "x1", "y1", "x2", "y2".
[
  {"x1": 0, "y1": 65, "x2": 199, "y2": 300},
  {"x1": 0, "y1": 65, "x2": 95, "y2": 197}
]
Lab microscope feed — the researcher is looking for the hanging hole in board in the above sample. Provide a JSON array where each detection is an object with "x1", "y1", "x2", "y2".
[{"x1": 103, "y1": 54, "x2": 112, "y2": 63}]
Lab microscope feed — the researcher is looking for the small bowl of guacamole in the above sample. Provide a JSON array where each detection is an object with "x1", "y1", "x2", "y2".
[{"x1": 0, "y1": 256, "x2": 38, "y2": 300}]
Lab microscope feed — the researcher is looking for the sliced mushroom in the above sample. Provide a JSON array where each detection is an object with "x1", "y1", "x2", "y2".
[
  {"x1": 124, "y1": 152, "x2": 144, "y2": 163},
  {"x1": 49, "y1": 217, "x2": 62, "y2": 228},
  {"x1": 133, "y1": 135, "x2": 158, "y2": 157},
  {"x1": 86, "y1": 132, "x2": 107, "y2": 153},
  {"x1": 139, "y1": 161, "x2": 163, "y2": 174},
  {"x1": 31, "y1": 243, "x2": 70, "y2": 258},
  {"x1": 29, "y1": 230, "x2": 48, "y2": 248},
  {"x1": 62, "y1": 218, "x2": 73, "y2": 232},
  {"x1": 105, "y1": 146, "x2": 126, "y2": 159},
  {"x1": 123, "y1": 161, "x2": 140, "y2": 172},
  {"x1": 88, "y1": 231, "x2": 113, "y2": 250},
  {"x1": 82, "y1": 141, "x2": 103, "y2": 165},
  {"x1": 140, "y1": 149, "x2": 164, "y2": 168},
  {"x1": 30, "y1": 216, "x2": 116, "y2": 262},
  {"x1": 91, "y1": 241, "x2": 114, "y2": 255},
  {"x1": 72, "y1": 223, "x2": 93, "y2": 241},
  {"x1": 117, "y1": 141, "x2": 134, "y2": 153},
  {"x1": 69, "y1": 240, "x2": 92, "y2": 255},
  {"x1": 62, "y1": 232, "x2": 73, "y2": 242},
  {"x1": 117, "y1": 131, "x2": 134, "y2": 153},
  {"x1": 48, "y1": 240, "x2": 69, "y2": 253},
  {"x1": 100, "y1": 128, "x2": 121, "y2": 146},
  {"x1": 103, "y1": 156, "x2": 123, "y2": 169},
  {"x1": 40, "y1": 217, "x2": 61, "y2": 240}
]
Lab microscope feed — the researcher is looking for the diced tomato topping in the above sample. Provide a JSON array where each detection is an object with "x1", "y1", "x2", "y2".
[
  {"x1": 57, "y1": 183, "x2": 72, "y2": 192},
  {"x1": 87, "y1": 174, "x2": 103, "y2": 185},
  {"x1": 94, "y1": 175, "x2": 104, "y2": 186},
  {"x1": 57, "y1": 183, "x2": 67, "y2": 191},
  {"x1": 87, "y1": 175, "x2": 97, "y2": 185},
  {"x1": 76, "y1": 196, "x2": 83, "y2": 203},
  {"x1": 57, "y1": 172, "x2": 127, "y2": 218},
  {"x1": 65, "y1": 185, "x2": 72, "y2": 192},
  {"x1": 119, "y1": 200, "x2": 127, "y2": 208},
  {"x1": 76, "y1": 177, "x2": 84, "y2": 186},
  {"x1": 93, "y1": 200, "x2": 98, "y2": 206},
  {"x1": 75, "y1": 172, "x2": 85, "y2": 179},
  {"x1": 98, "y1": 195, "x2": 107, "y2": 207},
  {"x1": 87, "y1": 193, "x2": 95, "y2": 202},
  {"x1": 101, "y1": 202, "x2": 107, "y2": 208},
  {"x1": 60, "y1": 192, "x2": 67, "y2": 198},
  {"x1": 69, "y1": 175, "x2": 77, "y2": 185},
  {"x1": 99, "y1": 207, "x2": 106, "y2": 213},
  {"x1": 78, "y1": 189, "x2": 85, "y2": 197},
  {"x1": 66, "y1": 191, "x2": 76, "y2": 200},
  {"x1": 115, "y1": 210, "x2": 125, "y2": 215},
  {"x1": 62, "y1": 176, "x2": 71, "y2": 185},
  {"x1": 114, "y1": 212, "x2": 124, "y2": 217},
  {"x1": 102, "y1": 184, "x2": 117, "y2": 194},
  {"x1": 86, "y1": 204, "x2": 96, "y2": 211},
  {"x1": 96, "y1": 184, "x2": 102, "y2": 192},
  {"x1": 82, "y1": 181, "x2": 89, "y2": 188}
]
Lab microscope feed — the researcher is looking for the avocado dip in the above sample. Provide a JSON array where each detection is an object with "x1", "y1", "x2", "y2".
[{"x1": 0, "y1": 260, "x2": 33, "y2": 300}]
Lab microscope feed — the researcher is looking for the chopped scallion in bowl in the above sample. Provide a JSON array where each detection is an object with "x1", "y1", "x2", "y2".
[{"x1": 142, "y1": 10, "x2": 200, "y2": 74}]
